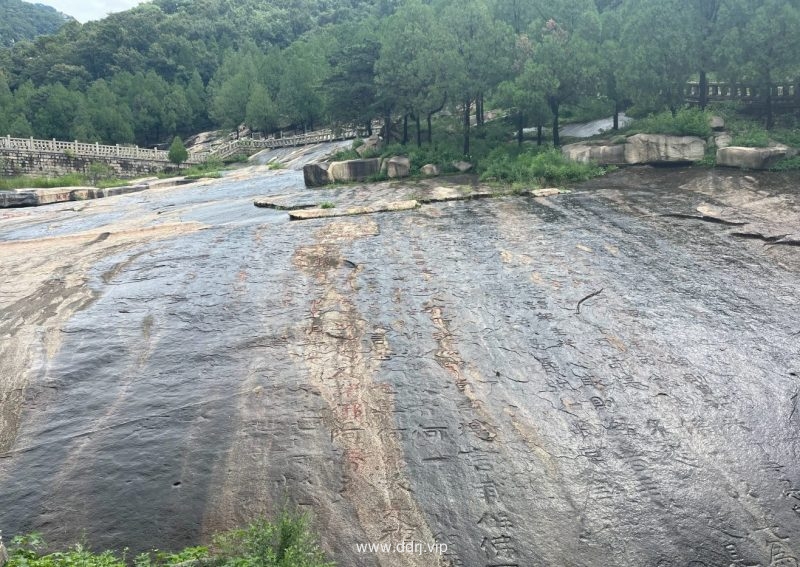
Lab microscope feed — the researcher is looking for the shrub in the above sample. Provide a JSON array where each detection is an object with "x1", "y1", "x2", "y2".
[
  {"x1": 212, "y1": 513, "x2": 334, "y2": 567},
  {"x1": 222, "y1": 153, "x2": 249, "y2": 164},
  {"x1": 770, "y1": 129, "x2": 800, "y2": 148},
  {"x1": 7, "y1": 513, "x2": 333, "y2": 567},
  {"x1": 479, "y1": 146, "x2": 607, "y2": 185},
  {"x1": 319, "y1": 201, "x2": 335, "y2": 209},
  {"x1": 730, "y1": 128, "x2": 770, "y2": 148},
  {"x1": 88, "y1": 162, "x2": 114, "y2": 185},
  {"x1": 329, "y1": 148, "x2": 359, "y2": 161},
  {"x1": 631, "y1": 107, "x2": 713, "y2": 138},
  {"x1": 770, "y1": 156, "x2": 800, "y2": 171},
  {"x1": 168, "y1": 136, "x2": 188, "y2": 165}
]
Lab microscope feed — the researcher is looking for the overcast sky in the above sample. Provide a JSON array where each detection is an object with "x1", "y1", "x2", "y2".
[{"x1": 33, "y1": 0, "x2": 149, "y2": 23}]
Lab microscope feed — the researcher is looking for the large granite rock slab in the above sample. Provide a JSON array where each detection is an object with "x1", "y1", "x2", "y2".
[
  {"x1": 386, "y1": 156, "x2": 411, "y2": 179},
  {"x1": 355, "y1": 134, "x2": 383, "y2": 157},
  {"x1": 624, "y1": 134, "x2": 706, "y2": 164},
  {"x1": 716, "y1": 146, "x2": 792, "y2": 170},
  {"x1": 562, "y1": 143, "x2": 626, "y2": 165},
  {"x1": 328, "y1": 158, "x2": 381, "y2": 183},
  {"x1": 421, "y1": 164, "x2": 440, "y2": 176},
  {"x1": 303, "y1": 162, "x2": 331, "y2": 187}
]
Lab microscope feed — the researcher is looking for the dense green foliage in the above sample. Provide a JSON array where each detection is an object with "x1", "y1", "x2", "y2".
[
  {"x1": 6, "y1": 514, "x2": 332, "y2": 567},
  {"x1": 0, "y1": 0, "x2": 798, "y2": 151},
  {"x1": 0, "y1": 0, "x2": 71, "y2": 48}
]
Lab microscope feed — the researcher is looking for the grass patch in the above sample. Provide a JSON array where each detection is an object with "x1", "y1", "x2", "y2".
[
  {"x1": 627, "y1": 107, "x2": 713, "y2": 138},
  {"x1": 158, "y1": 158, "x2": 225, "y2": 180},
  {"x1": 330, "y1": 148, "x2": 360, "y2": 161},
  {"x1": 222, "y1": 153, "x2": 250, "y2": 164},
  {"x1": 479, "y1": 146, "x2": 609, "y2": 185},
  {"x1": 730, "y1": 127, "x2": 770, "y2": 148},
  {"x1": 770, "y1": 156, "x2": 800, "y2": 171},
  {"x1": 0, "y1": 173, "x2": 88, "y2": 190},
  {"x1": 6, "y1": 512, "x2": 333, "y2": 567},
  {"x1": 769, "y1": 129, "x2": 800, "y2": 147},
  {"x1": 267, "y1": 162, "x2": 285, "y2": 170},
  {"x1": 319, "y1": 201, "x2": 335, "y2": 209}
]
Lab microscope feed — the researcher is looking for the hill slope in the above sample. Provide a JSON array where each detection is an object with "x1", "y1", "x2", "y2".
[{"x1": 0, "y1": 0, "x2": 72, "y2": 47}]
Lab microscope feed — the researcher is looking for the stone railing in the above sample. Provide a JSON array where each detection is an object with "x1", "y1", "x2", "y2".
[
  {"x1": 0, "y1": 125, "x2": 367, "y2": 174},
  {"x1": 202, "y1": 127, "x2": 364, "y2": 160},
  {"x1": 685, "y1": 82, "x2": 798, "y2": 106},
  {"x1": 0, "y1": 135, "x2": 204, "y2": 164}
]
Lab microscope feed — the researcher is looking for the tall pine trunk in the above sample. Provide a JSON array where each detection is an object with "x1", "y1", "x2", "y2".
[
  {"x1": 402, "y1": 114, "x2": 408, "y2": 145},
  {"x1": 537, "y1": 123, "x2": 543, "y2": 146},
  {"x1": 699, "y1": 70, "x2": 708, "y2": 110},
  {"x1": 384, "y1": 109, "x2": 392, "y2": 144},
  {"x1": 427, "y1": 113, "x2": 433, "y2": 144},
  {"x1": 549, "y1": 97, "x2": 560, "y2": 148},
  {"x1": 517, "y1": 112, "x2": 524, "y2": 146},
  {"x1": 613, "y1": 100, "x2": 620, "y2": 131},
  {"x1": 416, "y1": 115, "x2": 422, "y2": 147},
  {"x1": 463, "y1": 98, "x2": 471, "y2": 156}
]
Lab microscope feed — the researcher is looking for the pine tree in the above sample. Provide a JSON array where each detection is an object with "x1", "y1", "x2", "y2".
[{"x1": 168, "y1": 135, "x2": 188, "y2": 165}]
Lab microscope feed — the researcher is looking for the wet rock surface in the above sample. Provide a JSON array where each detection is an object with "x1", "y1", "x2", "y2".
[{"x1": 1, "y1": 157, "x2": 799, "y2": 567}]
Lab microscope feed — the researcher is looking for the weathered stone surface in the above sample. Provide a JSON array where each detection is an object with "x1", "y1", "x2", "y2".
[
  {"x1": 288, "y1": 199, "x2": 418, "y2": 220},
  {"x1": 624, "y1": 133, "x2": 706, "y2": 164},
  {"x1": 328, "y1": 158, "x2": 381, "y2": 183},
  {"x1": 355, "y1": 134, "x2": 383, "y2": 157},
  {"x1": 709, "y1": 116, "x2": 725, "y2": 131},
  {"x1": 562, "y1": 143, "x2": 626, "y2": 165},
  {"x1": 303, "y1": 162, "x2": 331, "y2": 187},
  {"x1": 421, "y1": 164, "x2": 440, "y2": 176},
  {"x1": 386, "y1": 156, "x2": 411, "y2": 179},
  {"x1": 716, "y1": 146, "x2": 791, "y2": 170},
  {"x1": 452, "y1": 160, "x2": 473, "y2": 172},
  {"x1": 3, "y1": 158, "x2": 800, "y2": 567}
]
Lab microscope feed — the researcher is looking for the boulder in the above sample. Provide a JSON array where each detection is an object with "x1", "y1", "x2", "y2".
[
  {"x1": 328, "y1": 158, "x2": 382, "y2": 182},
  {"x1": 386, "y1": 156, "x2": 411, "y2": 178},
  {"x1": 562, "y1": 143, "x2": 626, "y2": 165},
  {"x1": 355, "y1": 134, "x2": 384, "y2": 157},
  {"x1": 709, "y1": 116, "x2": 725, "y2": 131},
  {"x1": 303, "y1": 162, "x2": 331, "y2": 187},
  {"x1": 624, "y1": 134, "x2": 706, "y2": 164},
  {"x1": 421, "y1": 164, "x2": 440, "y2": 176},
  {"x1": 714, "y1": 133, "x2": 733, "y2": 149},
  {"x1": 452, "y1": 160, "x2": 474, "y2": 173},
  {"x1": 716, "y1": 146, "x2": 790, "y2": 170}
]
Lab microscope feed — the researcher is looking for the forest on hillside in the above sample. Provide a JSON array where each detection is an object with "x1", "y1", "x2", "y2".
[
  {"x1": 0, "y1": 0, "x2": 798, "y2": 149},
  {"x1": 0, "y1": 0, "x2": 72, "y2": 48}
]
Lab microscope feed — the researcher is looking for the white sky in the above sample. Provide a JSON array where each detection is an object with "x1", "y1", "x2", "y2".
[{"x1": 32, "y1": 0, "x2": 149, "y2": 23}]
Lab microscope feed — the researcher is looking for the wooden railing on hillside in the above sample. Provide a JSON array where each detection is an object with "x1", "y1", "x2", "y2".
[{"x1": 685, "y1": 81, "x2": 799, "y2": 107}]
